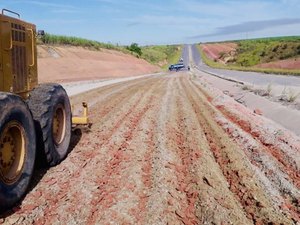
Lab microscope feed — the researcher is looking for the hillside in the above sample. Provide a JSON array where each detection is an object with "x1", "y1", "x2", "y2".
[
  {"x1": 140, "y1": 45, "x2": 182, "y2": 69},
  {"x1": 38, "y1": 34, "x2": 182, "y2": 74},
  {"x1": 37, "y1": 45, "x2": 160, "y2": 83},
  {"x1": 201, "y1": 42, "x2": 237, "y2": 62},
  {"x1": 200, "y1": 36, "x2": 300, "y2": 74}
]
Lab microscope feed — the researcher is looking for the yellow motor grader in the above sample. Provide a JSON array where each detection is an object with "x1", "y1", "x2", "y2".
[{"x1": 0, "y1": 9, "x2": 88, "y2": 212}]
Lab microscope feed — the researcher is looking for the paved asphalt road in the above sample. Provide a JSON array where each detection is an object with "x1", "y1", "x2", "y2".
[
  {"x1": 181, "y1": 45, "x2": 189, "y2": 67},
  {"x1": 188, "y1": 44, "x2": 300, "y2": 87}
]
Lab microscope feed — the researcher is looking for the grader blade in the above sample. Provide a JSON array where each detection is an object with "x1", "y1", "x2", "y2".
[{"x1": 72, "y1": 102, "x2": 91, "y2": 129}]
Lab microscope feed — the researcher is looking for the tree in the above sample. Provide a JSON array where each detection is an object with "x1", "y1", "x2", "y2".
[{"x1": 127, "y1": 43, "x2": 142, "y2": 56}]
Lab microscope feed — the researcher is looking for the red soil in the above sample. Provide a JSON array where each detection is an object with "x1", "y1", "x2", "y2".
[
  {"x1": 201, "y1": 43, "x2": 237, "y2": 60},
  {"x1": 256, "y1": 58, "x2": 300, "y2": 70},
  {"x1": 2, "y1": 73, "x2": 298, "y2": 224},
  {"x1": 37, "y1": 45, "x2": 160, "y2": 83}
]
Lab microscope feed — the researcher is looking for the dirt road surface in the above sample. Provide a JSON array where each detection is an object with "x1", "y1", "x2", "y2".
[{"x1": 1, "y1": 72, "x2": 300, "y2": 225}]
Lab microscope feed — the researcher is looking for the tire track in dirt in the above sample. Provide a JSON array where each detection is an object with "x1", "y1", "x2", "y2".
[
  {"x1": 192, "y1": 76, "x2": 300, "y2": 178},
  {"x1": 3, "y1": 77, "x2": 164, "y2": 224},
  {"x1": 70, "y1": 76, "x2": 158, "y2": 116},
  {"x1": 142, "y1": 76, "x2": 179, "y2": 225},
  {"x1": 15, "y1": 85, "x2": 153, "y2": 224},
  {"x1": 191, "y1": 77, "x2": 300, "y2": 222},
  {"x1": 86, "y1": 99, "x2": 154, "y2": 224},
  {"x1": 181, "y1": 75, "x2": 294, "y2": 224},
  {"x1": 213, "y1": 113, "x2": 300, "y2": 222},
  {"x1": 109, "y1": 79, "x2": 171, "y2": 225},
  {"x1": 2, "y1": 73, "x2": 298, "y2": 225},
  {"x1": 159, "y1": 76, "x2": 202, "y2": 225},
  {"x1": 174, "y1": 76, "x2": 252, "y2": 225},
  {"x1": 144, "y1": 76, "x2": 196, "y2": 225},
  {"x1": 56, "y1": 78, "x2": 166, "y2": 224},
  {"x1": 216, "y1": 105, "x2": 300, "y2": 189},
  {"x1": 166, "y1": 82, "x2": 201, "y2": 225},
  {"x1": 133, "y1": 118, "x2": 156, "y2": 224},
  {"x1": 143, "y1": 76, "x2": 208, "y2": 224},
  {"x1": 85, "y1": 79, "x2": 167, "y2": 224},
  {"x1": 143, "y1": 75, "x2": 248, "y2": 224}
]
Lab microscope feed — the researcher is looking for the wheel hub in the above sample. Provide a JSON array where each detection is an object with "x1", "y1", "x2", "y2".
[
  {"x1": 0, "y1": 121, "x2": 26, "y2": 185},
  {"x1": 52, "y1": 104, "x2": 66, "y2": 145},
  {"x1": 0, "y1": 134, "x2": 15, "y2": 168}
]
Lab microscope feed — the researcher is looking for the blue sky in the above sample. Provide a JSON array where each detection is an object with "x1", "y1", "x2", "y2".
[{"x1": 2, "y1": 0, "x2": 300, "y2": 45}]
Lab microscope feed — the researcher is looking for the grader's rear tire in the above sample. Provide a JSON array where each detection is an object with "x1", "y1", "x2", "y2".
[
  {"x1": 27, "y1": 84, "x2": 71, "y2": 166},
  {"x1": 0, "y1": 93, "x2": 36, "y2": 212}
]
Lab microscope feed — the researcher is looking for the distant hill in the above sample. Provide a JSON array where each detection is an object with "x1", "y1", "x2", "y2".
[
  {"x1": 140, "y1": 45, "x2": 182, "y2": 69},
  {"x1": 39, "y1": 34, "x2": 182, "y2": 69},
  {"x1": 200, "y1": 36, "x2": 300, "y2": 75}
]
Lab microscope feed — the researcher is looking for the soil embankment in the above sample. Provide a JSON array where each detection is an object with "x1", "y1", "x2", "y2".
[
  {"x1": 37, "y1": 45, "x2": 160, "y2": 83},
  {"x1": 201, "y1": 39, "x2": 300, "y2": 73},
  {"x1": 201, "y1": 43, "x2": 237, "y2": 62},
  {"x1": 256, "y1": 58, "x2": 300, "y2": 70}
]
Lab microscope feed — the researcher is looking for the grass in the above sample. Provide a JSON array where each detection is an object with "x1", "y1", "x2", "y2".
[
  {"x1": 266, "y1": 83, "x2": 272, "y2": 96},
  {"x1": 279, "y1": 87, "x2": 300, "y2": 102},
  {"x1": 39, "y1": 33, "x2": 131, "y2": 54},
  {"x1": 198, "y1": 44, "x2": 300, "y2": 76},
  {"x1": 241, "y1": 85, "x2": 253, "y2": 91},
  {"x1": 234, "y1": 39, "x2": 300, "y2": 67},
  {"x1": 141, "y1": 45, "x2": 182, "y2": 69},
  {"x1": 286, "y1": 88, "x2": 300, "y2": 102},
  {"x1": 205, "y1": 36, "x2": 300, "y2": 44},
  {"x1": 38, "y1": 34, "x2": 183, "y2": 68}
]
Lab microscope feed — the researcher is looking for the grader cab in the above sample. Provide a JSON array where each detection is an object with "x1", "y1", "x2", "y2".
[{"x1": 0, "y1": 9, "x2": 88, "y2": 212}]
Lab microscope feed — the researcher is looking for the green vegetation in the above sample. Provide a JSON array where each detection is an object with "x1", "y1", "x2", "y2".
[
  {"x1": 126, "y1": 43, "x2": 142, "y2": 56},
  {"x1": 39, "y1": 34, "x2": 181, "y2": 68},
  {"x1": 199, "y1": 36, "x2": 300, "y2": 75},
  {"x1": 39, "y1": 33, "x2": 128, "y2": 52},
  {"x1": 280, "y1": 87, "x2": 300, "y2": 102},
  {"x1": 234, "y1": 38, "x2": 300, "y2": 67},
  {"x1": 198, "y1": 45, "x2": 300, "y2": 76},
  {"x1": 238, "y1": 36, "x2": 300, "y2": 43},
  {"x1": 140, "y1": 45, "x2": 182, "y2": 69}
]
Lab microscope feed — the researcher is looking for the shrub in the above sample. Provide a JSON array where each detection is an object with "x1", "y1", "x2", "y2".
[
  {"x1": 126, "y1": 43, "x2": 142, "y2": 56},
  {"x1": 141, "y1": 45, "x2": 182, "y2": 68}
]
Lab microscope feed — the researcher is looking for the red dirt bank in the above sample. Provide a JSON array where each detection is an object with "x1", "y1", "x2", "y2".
[
  {"x1": 201, "y1": 43, "x2": 237, "y2": 61},
  {"x1": 37, "y1": 45, "x2": 160, "y2": 83},
  {"x1": 256, "y1": 58, "x2": 300, "y2": 70}
]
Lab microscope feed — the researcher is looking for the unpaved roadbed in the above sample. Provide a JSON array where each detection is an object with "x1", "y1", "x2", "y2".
[
  {"x1": 1, "y1": 73, "x2": 299, "y2": 224},
  {"x1": 62, "y1": 72, "x2": 161, "y2": 96}
]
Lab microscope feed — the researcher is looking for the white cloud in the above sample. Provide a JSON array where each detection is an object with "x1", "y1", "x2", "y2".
[
  {"x1": 175, "y1": 0, "x2": 275, "y2": 20},
  {"x1": 190, "y1": 18, "x2": 300, "y2": 38}
]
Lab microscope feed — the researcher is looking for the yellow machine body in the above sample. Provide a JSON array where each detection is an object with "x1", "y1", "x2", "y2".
[
  {"x1": 0, "y1": 9, "x2": 89, "y2": 126},
  {"x1": 0, "y1": 9, "x2": 38, "y2": 98},
  {"x1": 72, "y1": 102, "x2": 89, "y2": 126},
  {"x1": 0, "y1": 9, "x2": 90, "y2": 212}
]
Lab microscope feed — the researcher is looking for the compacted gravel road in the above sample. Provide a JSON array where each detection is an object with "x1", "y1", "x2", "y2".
[{"x1": 1, "y1": 72, "x2": 300, "y2": 225}]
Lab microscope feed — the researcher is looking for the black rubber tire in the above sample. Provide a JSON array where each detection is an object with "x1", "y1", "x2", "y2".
[
  {"x1": 0, "y1": 92, "x2": 36, "y2": 212},
  {"x1": 27, "y1": 83, "x2": 71, "y2": 166}
]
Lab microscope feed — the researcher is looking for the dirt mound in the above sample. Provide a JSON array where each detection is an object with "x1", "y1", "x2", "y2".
[
  {"x1": 256, "y1": 58, "x2": 300, "y2": 70},
  {"x1": 201, "y1": 43, "x2": 237, "y2": 61},
  {"x1": 37, "y1": 45, "x2": 160, "y2": 83}
]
